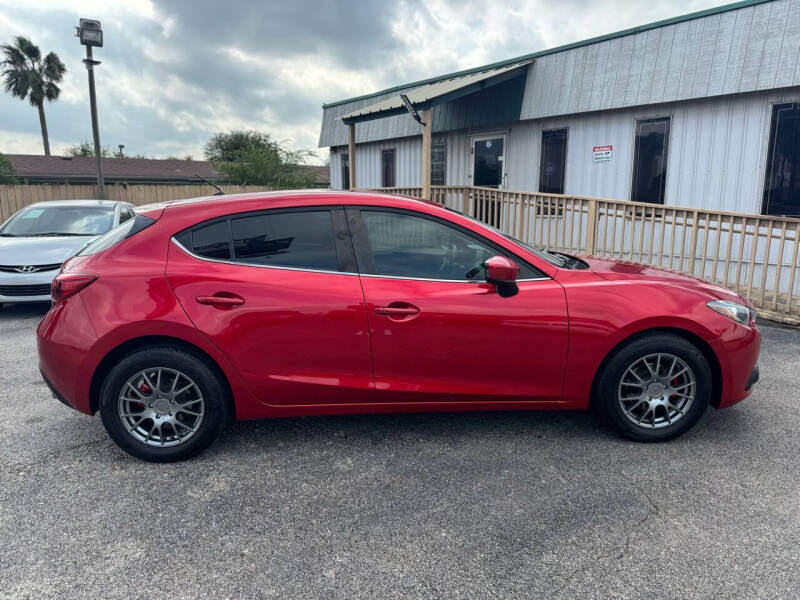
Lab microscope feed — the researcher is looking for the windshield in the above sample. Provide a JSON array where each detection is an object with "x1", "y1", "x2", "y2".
[
  {"x1": 445, "y1": 207, "x2": 570, "y2": 268},
  {"x1": 0, "y1": 205, "x2": 115, "y2": 237}
]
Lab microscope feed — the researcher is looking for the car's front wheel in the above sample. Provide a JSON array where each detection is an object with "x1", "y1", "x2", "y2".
[
  {"x1": 596, "y1": 333, "x2": 712, "y2": 442},
  {"x1": 99, "y1": 347, "x2": 229, "y2": 461}
]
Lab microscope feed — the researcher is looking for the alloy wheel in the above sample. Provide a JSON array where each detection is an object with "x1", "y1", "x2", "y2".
[
  {"x1": 617, "y1": 353, "x2": 696, "y2": 429},
  {"x1": 117, "y1": 367, "x2": 205, "y2": 447}
]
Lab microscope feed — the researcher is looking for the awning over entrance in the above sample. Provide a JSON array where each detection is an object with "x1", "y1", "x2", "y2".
[{"x1": 340, "y1": 60, "x2": 532, "y2": 125}]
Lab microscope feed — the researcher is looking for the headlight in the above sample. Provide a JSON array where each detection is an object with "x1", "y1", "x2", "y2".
[{"x1": 706, "y1": 300, "x2": 755, "y2": 325}]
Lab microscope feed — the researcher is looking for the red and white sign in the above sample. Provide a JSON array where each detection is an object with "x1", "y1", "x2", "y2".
[{"x1": 592, "y1": 145, "x2": 613, "y2": 162}]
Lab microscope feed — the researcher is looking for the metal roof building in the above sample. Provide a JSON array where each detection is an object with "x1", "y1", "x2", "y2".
[{"x1": 318, "y1": 0, "x2": 800, "y2": 216}]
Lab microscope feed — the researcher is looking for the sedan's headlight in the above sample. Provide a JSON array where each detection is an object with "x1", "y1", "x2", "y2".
[{"x1": 706, "y1": 300, "x2": 755, "y2": 325}]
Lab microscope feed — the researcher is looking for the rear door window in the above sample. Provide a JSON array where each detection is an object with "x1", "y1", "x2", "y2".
[
  {"x1": 177, "y1": 209, "x2": 342, "y2": 272},
  {"x1": 231, "y1": 211, "x2": 339, "y2": 271}
]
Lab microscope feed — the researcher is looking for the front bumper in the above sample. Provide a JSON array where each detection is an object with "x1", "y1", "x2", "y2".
[{"x1": 0, "y1": 269, "x2": 58, "y2": 303}]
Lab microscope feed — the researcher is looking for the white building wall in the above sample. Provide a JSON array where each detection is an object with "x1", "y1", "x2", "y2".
[{"x1": 331, "y1": 87, "x2": 800, "y2": 215}]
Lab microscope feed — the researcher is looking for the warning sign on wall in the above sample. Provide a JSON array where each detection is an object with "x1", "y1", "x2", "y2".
[{"x1": 592, "y1": 145, "x2": 613, "y2": 162}]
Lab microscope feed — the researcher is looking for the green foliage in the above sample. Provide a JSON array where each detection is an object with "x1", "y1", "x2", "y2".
[
  {"x1": 65, "y1": 141, "x2": 110, "y2": 158},
  {"x1": 0, "y1": 152, "x2": 15, "y2": 183},
  {"x1": 205, "y1": 130, "x2": 316, "y2": 188},
  {"x1": 1, "y1": 36, "x2": 65, "y2": 107}
]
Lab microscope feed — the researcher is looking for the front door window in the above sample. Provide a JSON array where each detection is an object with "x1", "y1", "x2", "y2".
[{"x1": 473, "y1": 137, "x2": 505, "y2": 188}]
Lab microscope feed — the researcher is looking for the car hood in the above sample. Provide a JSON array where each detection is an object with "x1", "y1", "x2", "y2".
[
  {"x1": 581, "y1": 256, "x2": 747, "y2": 304},
  {"x1": 0, "y1": 236, "x2": 96, "y2": 266}
]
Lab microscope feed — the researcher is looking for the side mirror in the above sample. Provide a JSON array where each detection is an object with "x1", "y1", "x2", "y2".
[{"x1": 484, "y1": 255, "x2": 520, "y2": 298}]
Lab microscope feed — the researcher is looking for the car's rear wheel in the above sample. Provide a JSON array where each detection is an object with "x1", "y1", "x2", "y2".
[
  {"x1": 595, "y1": 333, "x2": 712, "y2": 442},
  {"x1": 99, "y1": 347, "x2": 229, "y2": 462}
]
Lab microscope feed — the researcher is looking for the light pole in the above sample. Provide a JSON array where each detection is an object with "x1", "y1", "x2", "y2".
[{"x1": 76, "y1": 19, "x2": 105, "y2": 199}]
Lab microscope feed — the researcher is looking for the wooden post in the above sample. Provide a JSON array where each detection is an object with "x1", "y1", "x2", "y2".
[
  {"x1": 348, "y1": 123, "x2": 356, "y2": 190},
  {"x1": 688, "y1": 210, "x2": 700, "y2": 274},
  {"x1": 585, "y1": 199, "x2": 598, "y2": 255},
  {"x1": 421, "y1": 108, "x2": 432, "y2": 201}
]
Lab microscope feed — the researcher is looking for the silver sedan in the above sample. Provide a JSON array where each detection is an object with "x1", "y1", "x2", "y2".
[{"x1": 0, "y1": 200, "x2": 135, "y2": 304}]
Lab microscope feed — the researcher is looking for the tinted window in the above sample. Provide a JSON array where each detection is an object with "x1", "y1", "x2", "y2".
[
  {"x1": 539, "y1": 129, "x2": 567, "y2": 194},
  {"x1": 763, "y1": 102, "x2": 800, "y2": 216},
  {"x1": 431, "y1": 141, "x2": 447, "y2": 186},
  {"x1": 192, "y1": 221, "x2": 231, "y2": 260},
  {"x1": 381, "y1": 149, "x2": 396, "y2": 187},
  {"x1": 119, "y1": 206, "x2": 135, "y2": 223},
  {"x1": 230, "y1": 211, "x2": 338, "y2": 271},
  {"x1": 631, "y1": 117, "x2": 670, "y2": 205},
  {"x1": 341, "y1": 154, "x2": 350, "y2": 190},
  {"x1": 361, "y1": 210, "x2": 501, "y2": 280}
]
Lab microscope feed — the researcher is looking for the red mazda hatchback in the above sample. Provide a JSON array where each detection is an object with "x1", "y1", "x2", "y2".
[{"x1": 37, "y1": 191, "x2": 760, "y2": 461}]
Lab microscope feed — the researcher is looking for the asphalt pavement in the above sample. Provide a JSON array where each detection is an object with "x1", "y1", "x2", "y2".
[{"x1": 1, "y1": 302, "x2": 798, "y2": 599}]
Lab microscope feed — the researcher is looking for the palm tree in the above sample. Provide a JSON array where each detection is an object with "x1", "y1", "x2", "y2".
[{"x1": 1, "y1": 36, "x2": 66, "y2": 156}]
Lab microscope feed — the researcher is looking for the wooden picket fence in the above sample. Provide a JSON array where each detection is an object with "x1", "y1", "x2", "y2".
[
  {"x1": 372, "y1": 185, "x2": 800, "y2": 323},
  {"x1": 0, "y1": 183, "x2": 273, "y2": 222}
]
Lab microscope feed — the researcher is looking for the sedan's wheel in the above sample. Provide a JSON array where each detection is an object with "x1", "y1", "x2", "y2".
[
  {"x1": 596, "y1": 334, "x2": 712, "y2": 442},
  {"x1": 100, "y1": 347, "x2": 229, "y2": 462}
]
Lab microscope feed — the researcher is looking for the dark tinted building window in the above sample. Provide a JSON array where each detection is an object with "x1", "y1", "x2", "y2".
[
  {"x1": 381, "y1": 148, "x2": 396, "y2": 187},
  {"x1": 192, "y1": 221, "x2": 231, "y2": 260},
  {"x1": 763, "y1": 102, "x2": 800, "y2": 216},
  {"x1": 231, "y1": 210, "x2": 339, "y2": 271},
  {"x1": 631, "y1": 117, "x2": 670, "y2": 205},
  {"x1": 539, "y1": 129, "x2": 568, "y2": 194},
  {"x1": 342, "y1": 154, "x2": 350, "y2": 190},
  {"x1": 431, "y1": 141, "x2": 447, "y2": 186}
]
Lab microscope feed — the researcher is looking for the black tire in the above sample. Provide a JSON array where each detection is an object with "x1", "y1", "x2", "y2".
[
  {"x1": 99, "y1": 346, "x2": 229, "y2": 462},
  {"x1": 595, "y1": 333, "x2": 712, "y2": 442}
]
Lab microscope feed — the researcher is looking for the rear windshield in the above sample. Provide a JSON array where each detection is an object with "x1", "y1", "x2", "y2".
[
  {"x1": 77, "y1": 214, "x2": 155, "y2": 256},
  {"x1": 0, "y1": 205, "x2": 115, "y2": 237}
]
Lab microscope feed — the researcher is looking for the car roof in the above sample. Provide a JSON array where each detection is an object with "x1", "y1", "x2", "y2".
[
  {"x1": 140, "y1": 189, "x2": 443, "y2": 216},
  {"x1": 23, "y1": 199, "x2": 125, "y2": 208}
]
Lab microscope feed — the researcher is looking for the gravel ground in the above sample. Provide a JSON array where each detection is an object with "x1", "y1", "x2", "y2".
[{"x1": 0, "y1": 302, "x2": 798, "y2": 599}]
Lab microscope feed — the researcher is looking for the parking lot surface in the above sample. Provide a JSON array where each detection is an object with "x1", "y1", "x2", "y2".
[{"x1": 1, "y1": 302, "x2": 798, "y2": 599}]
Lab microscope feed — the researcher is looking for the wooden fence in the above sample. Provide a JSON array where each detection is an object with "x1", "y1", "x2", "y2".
[
  {"x1": 0, "y1": 183, "x2": 273, "y2": 222},
  {"x1": 372, "y1": 185, "x2": 800, "y2": 323}
]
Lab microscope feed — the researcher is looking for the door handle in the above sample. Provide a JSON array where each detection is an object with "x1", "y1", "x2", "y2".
[
  {"x1": 374, "y1": 302, "x2": 420, "y2": 320},
  {"x1": 196, "y1": 294, "x2": 245, "y2": 308}
]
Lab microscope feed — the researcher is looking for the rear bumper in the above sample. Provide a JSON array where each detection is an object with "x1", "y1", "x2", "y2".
[{"x1": 40, "y1": 369, "x2": 74, "y2": 409}]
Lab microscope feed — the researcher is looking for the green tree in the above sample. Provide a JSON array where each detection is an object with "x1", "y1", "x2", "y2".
[
  {"x1": 205, "y1": 130, "x2": 316, "y2": 188},
  {"x1": 1, "y1": 36, "x2": 66, "y2": 156},
  {"x1": 66, "y1": 140, "x2": 110, "y2": 157},
  {"x1": 0, "y1": 152, "x2": 15, "y2": 183}
]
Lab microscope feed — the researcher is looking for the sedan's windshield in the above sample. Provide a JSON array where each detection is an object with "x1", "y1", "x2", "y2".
[{"x1": 0, "y1": 205, "x2": 115, "y2": 237}]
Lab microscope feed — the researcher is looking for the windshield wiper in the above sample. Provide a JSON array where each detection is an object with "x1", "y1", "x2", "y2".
[
  {"x1": 0, "y1": 233, "x2": 17, "y2": 237},
  {"x1": 31, "y1": 232, "x2": 93, "y2": 237}
]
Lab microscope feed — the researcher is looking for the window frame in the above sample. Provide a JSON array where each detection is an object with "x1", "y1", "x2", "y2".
[
  {"x1": 762, "y1": 101, "x2": 800, "y2": 217},
  {"x1": 341, "y1": 154, "x2": 350, "y2": 190},
  {"x1": 431, "y1": 140, "x2": 447, "y2": 186},
  {"x1": 171, "y1": 206, "x2": 357, "y2": 275},
  {"x1": 538, "y1": 128, "x2": 568, "y2": 195},
  {"x1": 344, "y1": 206, "x2": 548, "y2": 283},
  {"x1": 630, "y1": 116, "x2": 671, "y2": 205},
  {"x1": 381, "y1": 148, "x2": 396, "y2": 188}
]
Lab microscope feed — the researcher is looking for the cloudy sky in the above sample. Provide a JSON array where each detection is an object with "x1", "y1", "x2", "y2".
[{"x1": 0, "y1": 0, "x2": 731, "y2": 164}]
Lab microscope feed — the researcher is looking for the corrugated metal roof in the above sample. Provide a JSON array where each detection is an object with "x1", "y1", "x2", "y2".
[
  {"x1": 340, "y1": 61, "x2": 531, "y2": 124},
  {"x1": 322, "y1": 0, "x2": 774, "y2": 110}
]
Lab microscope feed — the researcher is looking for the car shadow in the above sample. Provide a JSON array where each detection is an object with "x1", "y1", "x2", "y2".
[
  {"x1": 216, "y1": 409, "x2": 614, "y2": 454},
  {"x1": 0, "y1": 301, "x2": 51, "y2": 320}
]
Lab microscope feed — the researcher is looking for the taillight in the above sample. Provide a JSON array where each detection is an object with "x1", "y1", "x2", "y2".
[{"x1": 52, "y1": 274, "x2": 98, "y2": 302}]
